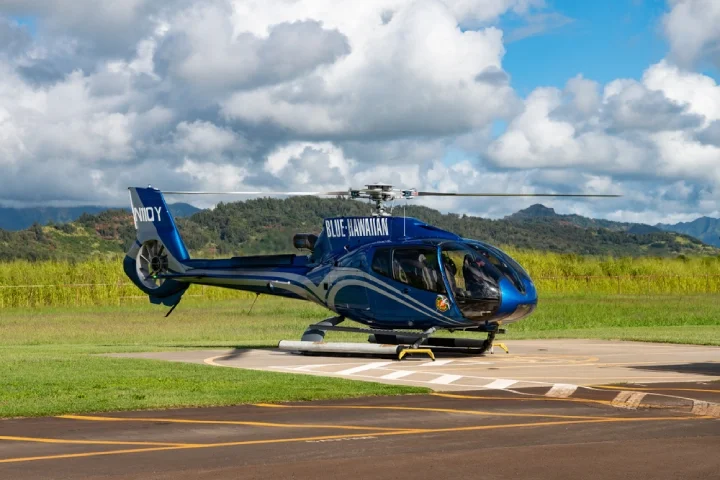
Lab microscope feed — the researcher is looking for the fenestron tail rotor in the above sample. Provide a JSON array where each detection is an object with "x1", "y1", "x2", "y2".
[
  {"x1": 136, "y1": 239, "x2": 169, "y2": 289},
  {"x1": 161, "y1": 183, "x2": 621, "y2": 216}
]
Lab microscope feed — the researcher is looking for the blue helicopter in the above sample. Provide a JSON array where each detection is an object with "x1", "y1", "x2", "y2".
[{"x1": 124, "y1": 184, "x2": 617, "y2": 359}]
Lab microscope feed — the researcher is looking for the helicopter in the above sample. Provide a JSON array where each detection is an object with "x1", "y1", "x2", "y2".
[{"x1": 124, "y1": 184, "x2": 618, "y2": 359}]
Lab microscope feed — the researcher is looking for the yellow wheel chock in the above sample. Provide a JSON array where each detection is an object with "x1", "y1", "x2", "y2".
[
  {"x1": 491, "y1": 342, "x2": 509, "y2": 354},
  {"x1": 397, "y1": 348, "x2": 435, "y2": 361}
]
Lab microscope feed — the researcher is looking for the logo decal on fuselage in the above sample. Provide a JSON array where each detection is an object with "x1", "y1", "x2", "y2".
[
  {"x1": 435, "y1": 294, "x2": 450, "y2": 312},
  {"x1": 133, "y1": 206, "x2": 162, "y2": 223},
  {"x1": 325, "y1": 217, "x2": 389, "y2": 238}
]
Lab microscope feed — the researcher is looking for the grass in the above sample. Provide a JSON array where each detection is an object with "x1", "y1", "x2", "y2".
[
  {"x1": 2, "y1": 254, "x2": 720, "y2": 307},
  {"x1": 0, "y1": 297, "x2": 431, "y2": 419},
  {"x1": 2, "y1": 253, "x2": 720, "y2": 418},
  {"x1": 1, "y1": 293, "x2": 719, "y2": 418},
  {"x1": 0, "y1": 346, "x2": 424, "y2": 418}
]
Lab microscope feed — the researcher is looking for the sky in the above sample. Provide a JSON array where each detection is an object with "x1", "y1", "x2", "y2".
[{"x1": 0, "y1": 0, "x2": 719, "y2": 225}]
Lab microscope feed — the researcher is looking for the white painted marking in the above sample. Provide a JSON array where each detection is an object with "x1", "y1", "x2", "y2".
[
  {"x1": 419, "y1": 359, "x2": 454, "y2": 367},
  {"x1": 336, "y1": 362, "x2": 394, "y2": 376},
  {"x1": 380, "y1": 370, "x2": 416, "y2": 380},
  {"x1": 545, "y1": 384, "x2": 578, "y2": 398},
  {"x1": 429, "y1": 374, "x2": 464, "y2": 385},
  {"x1": 692, "y1": 401, "x2": 720, "y2": 417},
  {"x1": 293, "y1": 364, "x2": 337, "y2": 372},
  {"x1": 483, "y1": 379, "x2": 517, "y2": 390},
  {"x1": 611, "y1": 391, "x2": 646, "y2": 409}
]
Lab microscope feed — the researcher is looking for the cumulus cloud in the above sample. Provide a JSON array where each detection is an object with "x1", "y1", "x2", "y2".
[
  {"x1": 0, "y1": 0, "x2": 719, "y2": 225},
  {"x1": 156, "y1": 4, "x2": 350, "y2": 92},
  {"x1": 663, "y1": 0, "x2": 720, "y2": 68},
  {"x1": 222, "y1": 0, "x2": 518, "y2": 138},
  {"x1": 489, "y1": 60, "x2": 720, "y2": 183}
]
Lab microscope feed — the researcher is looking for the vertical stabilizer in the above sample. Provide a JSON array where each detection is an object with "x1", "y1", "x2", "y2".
[
  {"x1": 124, "y1": 187, "x2": 190, "y2": 305},
  {"x1": 128, "y1": 187, "x2": 189, "y2": 265}
]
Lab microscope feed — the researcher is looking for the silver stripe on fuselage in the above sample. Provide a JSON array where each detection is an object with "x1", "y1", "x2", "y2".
[
  {"x1": 176, "y1": 267, "x2": 465, "y2": 325},
  {"x1": 327, "y1": 279, "x2": 469, "y2": 327}
]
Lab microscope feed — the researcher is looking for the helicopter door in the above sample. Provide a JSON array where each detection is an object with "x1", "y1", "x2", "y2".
[
  {"x1": 332, "y1": 250, "x2": 373, "y2": 323},
  {"x1": 367, "y1": 246, "x2": 447, "y2": 327}
]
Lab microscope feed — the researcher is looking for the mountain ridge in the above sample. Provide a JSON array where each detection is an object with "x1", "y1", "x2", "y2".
[
  {"x1": 0, "y1": 198, "x2": 716, "y2": 262},
  {"x1": 0, "y1": 203, "x2": 201, "y2": 230}
]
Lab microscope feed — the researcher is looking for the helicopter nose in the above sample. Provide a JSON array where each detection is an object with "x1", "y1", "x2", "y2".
[{"x1": 497, "y1": 278, "x2": 537, "y2": 323}]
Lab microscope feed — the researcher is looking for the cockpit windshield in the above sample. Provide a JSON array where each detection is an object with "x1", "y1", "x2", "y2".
[
  {"x1": 440, "y1": 243, "x2": 501, "y2": 320},
  {"x1": 468, "y1": 242, "x2": 528, "y2": 294}
]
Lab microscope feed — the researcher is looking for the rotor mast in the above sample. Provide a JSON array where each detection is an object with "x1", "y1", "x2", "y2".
[{"x1": 344, "y1": 183, "x2": 419, "y2": 217}]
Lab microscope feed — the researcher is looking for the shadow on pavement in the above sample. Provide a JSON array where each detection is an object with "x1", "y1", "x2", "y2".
[{"x1": 629, "y1": 362, "x2": 720, "y2": 376}]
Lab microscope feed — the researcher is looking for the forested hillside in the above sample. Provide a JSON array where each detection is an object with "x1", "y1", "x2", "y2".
[
  {"x1": 0, "y1": 203, "x2": 200, "y2": 231},
  {"x1": 0, "y1": 197, "x2": 717, "y2": 262},
  {"x1": 657, "y1": 217, "x2": 720, "y2": 248}
]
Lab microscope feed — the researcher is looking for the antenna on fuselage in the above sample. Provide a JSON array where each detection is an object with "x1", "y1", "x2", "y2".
[{"x1": 403, "y1": 198, "x2": 407, "y2": 237}]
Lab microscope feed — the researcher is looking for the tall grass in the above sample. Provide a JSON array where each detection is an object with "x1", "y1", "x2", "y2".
[
  {"x1": 506, "y1": 248, "x2": 720, "y2": 295},
  {"x1": 0, "y1": 251, "x2": 718, "y2": 308}
]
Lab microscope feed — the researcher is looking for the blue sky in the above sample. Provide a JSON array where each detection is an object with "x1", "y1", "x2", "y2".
[
  {"x1": 2, "y1": 0, "x2": 720, "y2": 223},
  {"x1": 12, "y1": 15, "x2": 36, "y2": 35},
  {"x1": 501, "y1": 0, "x2": 680, "y2": 94}
]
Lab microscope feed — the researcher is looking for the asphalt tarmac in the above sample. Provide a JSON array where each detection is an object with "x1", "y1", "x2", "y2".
[
  {"x1": 112, "y1": 339, "x2": 720, "y2": 391},
  {"x1": 4, "y1": 341, "x2": 719, "y2": 479},
  {"x1": 1, "y1": 382, "x2": 718, "y2": 480}
]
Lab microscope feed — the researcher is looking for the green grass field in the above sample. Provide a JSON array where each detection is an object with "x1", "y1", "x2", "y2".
[
  {"x1": 1, "y1": 292, "x2": 719, "y2": 418},
  {"x1": 2, "y1": 255, "x2": 719, "y2": 418}
]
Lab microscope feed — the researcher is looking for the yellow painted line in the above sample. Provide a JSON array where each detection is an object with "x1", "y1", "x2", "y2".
[
  {"x1": 58, "y1": 415, "x2": 421, "y2": 432},
  {"x1": 0, "y1": 436, "x2": 197, "y2": 447},
  {"x1": 203, "y1": 355, "x2": 234, "y2": 367},
  {"x1": 592, "y1": 385, "x2": 720, "y2": 394},
  {"x1": 253, "y1": 403, "x2": 634, "y2": 420},
  {"x1": 429, "y1": 392, "x2": 671, "y2": 410},
  {"x1": 495, "y1": 376, "x2": 712, "y2": 380},
  {"x1": 0, "y1": 416, "x2": 708, "y2": 465},
  {"x1": 0, "y1": 446, "x2": 192, "y2": 465}
]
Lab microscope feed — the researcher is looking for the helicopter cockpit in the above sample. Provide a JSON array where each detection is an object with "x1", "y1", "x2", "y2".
[{"x1": 439, "y1": 242, "x2": 503, "y2": 320}]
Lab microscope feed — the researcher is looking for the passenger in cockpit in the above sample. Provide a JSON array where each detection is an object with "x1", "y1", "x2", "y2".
[{"x1": 462, "y1": 254, "x2": 497, "y2": 298}]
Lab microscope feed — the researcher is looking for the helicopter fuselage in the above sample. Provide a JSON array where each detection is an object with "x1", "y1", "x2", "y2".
[{"x1": 124, "y1": 208, "x2": 538, "y2": 331}]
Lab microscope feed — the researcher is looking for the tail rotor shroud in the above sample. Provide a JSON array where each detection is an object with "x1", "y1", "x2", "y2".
[{"x1": 136, "y1": 240, "x2": 169, "y2": 289}]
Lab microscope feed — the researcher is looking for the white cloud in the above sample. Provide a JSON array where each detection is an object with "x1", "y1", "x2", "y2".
[
  {"x1": 663, "y1": 0, "x2": 720, "y2": 68},
  {"x1": 173, "y1": 121, "x2": 242, "y2": 156},
  {"x1": 643, "y1": 60, "x2": 720, "y2": 124},
  {"x1": 1, "y1": 0, "x2": 720, "y2": 226},
  {"x1": 221, "y1": 0, "x2": 519, "y2": 138}
]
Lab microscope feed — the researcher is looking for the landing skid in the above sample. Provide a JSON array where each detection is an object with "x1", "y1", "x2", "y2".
[{"x1": 278, "y1": 316, "x2": 507, "y2": 360}]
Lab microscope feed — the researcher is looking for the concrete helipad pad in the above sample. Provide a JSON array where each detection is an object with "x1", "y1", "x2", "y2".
[{"x1": 112, "y1": 339, "x2": 720, "y2": 392}]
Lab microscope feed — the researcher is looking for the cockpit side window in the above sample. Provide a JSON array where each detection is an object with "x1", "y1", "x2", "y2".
[
  {"x1": 371, "y1": 247, "x2": 392, "y2": 278},
  {"x1": 371, "y1": 247, "x2": 446, "y2": 294}
]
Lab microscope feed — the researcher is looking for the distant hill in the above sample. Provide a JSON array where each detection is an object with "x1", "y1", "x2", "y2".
[
  {"x1": 0, "y1": 197, "x2": 716, "y2": 262},
  {"x1": 657, "y1": 217, "x2": 720, "y2": 248},
  {"x1": 507, "y1": 204, "x2": 664, "y2": 234},
  {"x1": 509, "y1": 203, "x2": 720, "y2": 248},
  {"x1": 0, "y1": 203, "x2": 201, "y2": 230}
]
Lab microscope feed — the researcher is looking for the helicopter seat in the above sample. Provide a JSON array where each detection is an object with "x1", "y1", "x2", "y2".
[
  {"x1": 417, "y1": 253, "x2": 439, "y2": 292},
  {"x1": 392, "y1": 259, "x2": 410, "y2": 284}
]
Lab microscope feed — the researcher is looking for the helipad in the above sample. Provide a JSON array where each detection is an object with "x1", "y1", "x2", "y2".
[{"x1": 111, "y1": 339, "x2": 720, "y2": 392}]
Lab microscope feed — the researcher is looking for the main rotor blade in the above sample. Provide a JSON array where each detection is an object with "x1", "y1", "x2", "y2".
[
  {"x1": 162, "y1": 190, "x2": 349, "y2": 196},
  {"x1": 415, "y1": 192, "x2": 621, "y2": 197}
]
